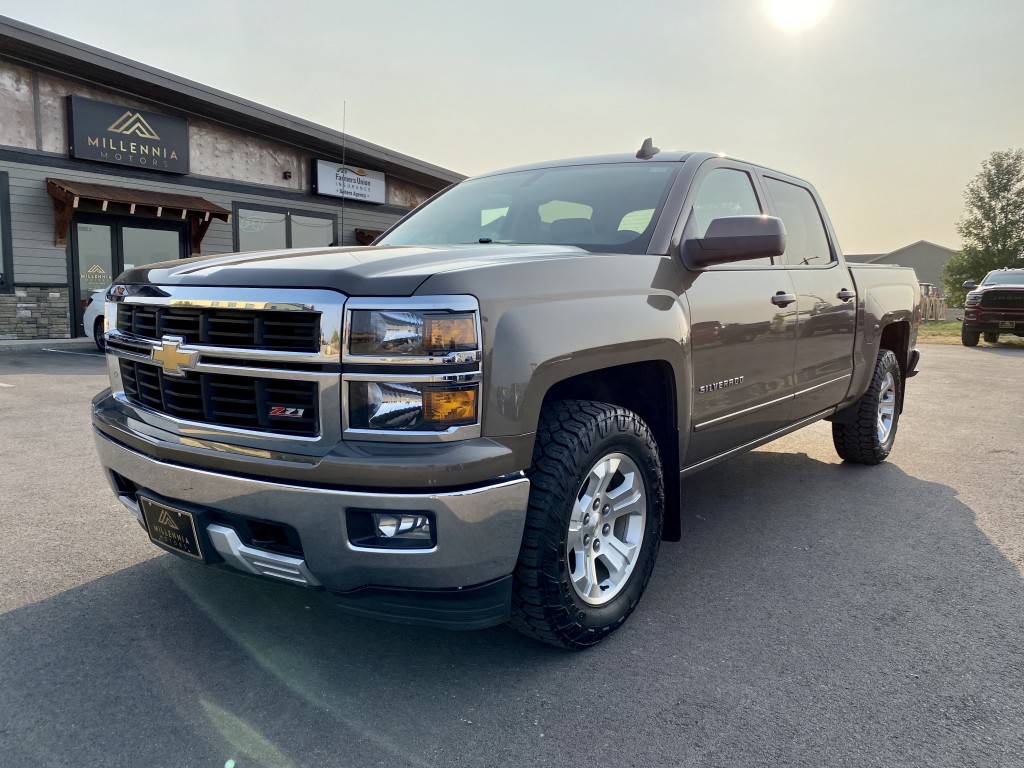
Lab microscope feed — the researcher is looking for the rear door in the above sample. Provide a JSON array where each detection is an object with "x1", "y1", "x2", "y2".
[
  {"x1": 682, "y1": 162, "x2": 798, "y2": 467},
  {"x1": 761, "y1": 175, "x2": 855, "y2": 419}
]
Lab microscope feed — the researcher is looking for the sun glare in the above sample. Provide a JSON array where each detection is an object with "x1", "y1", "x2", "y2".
[{"x1": 765, "y1": 0, "x2": 834, "y2": 32}]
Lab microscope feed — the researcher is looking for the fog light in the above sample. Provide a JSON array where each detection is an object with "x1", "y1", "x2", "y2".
[
  {"x1": 346, "y1": 509, "x2": 436, "y2": 550},
  {"x1": 374, "y1": 513, "x2": 432, "y2": 541}
]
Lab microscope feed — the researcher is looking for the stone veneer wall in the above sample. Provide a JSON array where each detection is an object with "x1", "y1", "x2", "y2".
[{"x1": 0, "y1": 287, "x2": 71, "y2": 340}]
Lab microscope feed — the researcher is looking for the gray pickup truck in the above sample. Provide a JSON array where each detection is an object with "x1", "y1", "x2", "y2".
[{"x1": 92, "y1": 144, "x2": 921, "y2": 648}]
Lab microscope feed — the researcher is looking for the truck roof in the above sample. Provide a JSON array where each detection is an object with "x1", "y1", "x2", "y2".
[
  {"x1": 478, "y1": 151, "x2": 696, "y2": 178},
  {"x1": 470, "y1": 150, "x2": 803, "y2": 183}
]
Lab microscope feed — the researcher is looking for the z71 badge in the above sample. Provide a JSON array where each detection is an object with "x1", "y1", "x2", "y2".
[{"x1": 269, "y1": 407, "x2": 306, "y2": 418}]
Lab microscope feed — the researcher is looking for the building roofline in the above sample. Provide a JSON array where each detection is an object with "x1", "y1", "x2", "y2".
[
  {"x1": 844, "y1": 253, "x2": 886, "y2": 263},
  {"x1": 886, "y1": 239, "x2": 959, "y2": 257},
  {"x1": 0, "y1": 14, "x2": 465, "y2": 189}
]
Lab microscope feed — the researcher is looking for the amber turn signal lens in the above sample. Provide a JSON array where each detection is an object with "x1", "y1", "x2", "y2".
[
  {"x1": 423, "y1": 387, "x2": 477, "y2": 426},
  {"x1": 425, "y1": 315, "x2": 477, "y2": 352}
]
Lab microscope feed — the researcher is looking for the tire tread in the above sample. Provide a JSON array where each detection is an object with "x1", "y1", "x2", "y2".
[
  {"x1": 509, "y1": 400, "x2": 663, "y2": 649},
  {"x1": 832, "y1": 349, "x2": 901, "y2": 465}
]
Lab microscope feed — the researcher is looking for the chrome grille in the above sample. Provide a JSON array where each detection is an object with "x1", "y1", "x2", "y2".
[
  {"x1": 119, "y1": 359, "x2": 319, "y2": 436},
  {"x1": 116, "y1": 304, "x2": 321, "y2": 351}
]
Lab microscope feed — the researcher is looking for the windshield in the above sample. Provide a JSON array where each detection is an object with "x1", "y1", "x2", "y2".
[
  {"x1": 981, "y1": 271, "x2": 1024, "y2": 286},
  {"x1": 378, "y1": 162, "x2": 681, "y2": 254}
]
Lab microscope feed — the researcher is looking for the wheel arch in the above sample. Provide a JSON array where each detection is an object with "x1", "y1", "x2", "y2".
[
  {"x1": 878, "y1": 320, "x2": 910, "y2": 413},
  {"x1": 538, "y1": 360, "x2": 684, "y2": 542}
]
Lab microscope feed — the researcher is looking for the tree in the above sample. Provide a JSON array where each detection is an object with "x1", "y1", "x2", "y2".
[{"x1": 941, "y1": 149, "x2": 1024, "y2": 306}]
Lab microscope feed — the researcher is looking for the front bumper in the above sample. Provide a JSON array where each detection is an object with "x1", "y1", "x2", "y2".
[
  {"x1": 963, "y1": 310, "x2": 1024, "y2": 333},
  {"x1": 94, "y1": 429, "x2": 531, "y2": 629}
]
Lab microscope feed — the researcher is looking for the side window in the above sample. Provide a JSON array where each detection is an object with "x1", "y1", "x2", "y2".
[
  {"x1": 764, "y1": 178, "x2": 833, "y2": 266},
  {"x1": 691, "y1": 168, "x2": 769, "y2": 266},
  {"x1": 692, "y1": 169, "x2": 762, "y2": 236}
]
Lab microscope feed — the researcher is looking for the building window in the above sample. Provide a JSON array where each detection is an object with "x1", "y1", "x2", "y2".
[
  {"x1": 234, "y1": 204, "x2": 336, "y2": 251},
  {"x1": 0, "y1": 172, "x2": 13, "y2": 294}
]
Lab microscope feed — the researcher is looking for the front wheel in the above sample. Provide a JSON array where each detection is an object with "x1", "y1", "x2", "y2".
[
  {"x1": 509, "y1": 400, "x2": 664, "y2": 649},
  {"x1": 983, "y1": 331, "x2": 1000, "y2": 344},
  {"x1": 832, "y1": 349, "x2": 902, "y2": 465},
  {"x1": 962, "y1": 327, "x2": 980, "y2": 347}
]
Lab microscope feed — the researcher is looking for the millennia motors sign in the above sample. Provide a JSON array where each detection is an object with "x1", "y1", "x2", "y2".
[
  {"x1": 312, "y1": 159, "x2": 386, "y2": 204},
  {"x1": 67, "y1": 95, "x2": 190, "y2": 174}
]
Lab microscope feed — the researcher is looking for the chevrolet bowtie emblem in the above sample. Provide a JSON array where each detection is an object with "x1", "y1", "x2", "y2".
[{"x1": 151, "y1": 336, "x2": 197, "y2": 376}]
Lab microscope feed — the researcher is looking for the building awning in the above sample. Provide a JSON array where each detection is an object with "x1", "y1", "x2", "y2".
[{"x1": 46, "y1": 178, "x2": 231, "y2": 254}]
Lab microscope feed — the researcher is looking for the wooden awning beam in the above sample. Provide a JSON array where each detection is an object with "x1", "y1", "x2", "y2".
[{"x1": 46, "y1": 177, "x2": 229, "y2": 251}]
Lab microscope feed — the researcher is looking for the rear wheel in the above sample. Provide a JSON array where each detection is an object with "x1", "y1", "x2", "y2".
[
  {"x1": 832, "y1": 349, "x2": 902, "y2": 465},
  {"x1": 93, "y1": 318, "x2": 106, "y2": 352},
  {"x1": 961, "y1": 327, "x2": 980, "y2": 347},
  {"x1": 509, "y1": 400, "x2": 664, "y2": 649},
  {"x1": 983, "y1": 331, "x2": 1000, "y2": 344}
]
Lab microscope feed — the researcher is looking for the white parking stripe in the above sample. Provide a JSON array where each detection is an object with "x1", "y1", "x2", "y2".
[{"x1": 42, "y1": 348, "x2": 102, "y2": 357}]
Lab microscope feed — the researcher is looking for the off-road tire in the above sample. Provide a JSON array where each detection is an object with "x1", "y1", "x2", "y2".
[
  {"x1": 983, "y1": 331, "x2": 999, "y2": 344},
  {"x1": 832, "y1": 349, "x2": 902, "y2": 465},
  {"x1": 509, "y1": 400, "x2": 664, "y2": 650},
  {"x1": 961, "y1": 327, "x2": 980, "y2": 347}
]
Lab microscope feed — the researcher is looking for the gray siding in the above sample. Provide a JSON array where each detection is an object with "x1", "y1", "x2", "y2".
[{"x1": 1, "y1": 157, "x2": 406, "y2": 285}]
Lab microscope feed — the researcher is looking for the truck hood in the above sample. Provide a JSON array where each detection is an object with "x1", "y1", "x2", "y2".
[{"x1": 118, "y1": 244, "x2": 599, "y2": 297}]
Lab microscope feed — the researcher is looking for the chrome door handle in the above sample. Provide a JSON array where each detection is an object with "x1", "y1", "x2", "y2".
[
  {"x1": 837, "y1": 288, "x2": 855, "y2": 302},
  {"x1": 771, "y1": 292, "x2": 796, "y2": 307}
]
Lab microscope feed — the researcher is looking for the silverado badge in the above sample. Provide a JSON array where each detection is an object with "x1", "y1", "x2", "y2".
[{"x1": 698, "y1": 376, "x2": 745, "y2": 395}]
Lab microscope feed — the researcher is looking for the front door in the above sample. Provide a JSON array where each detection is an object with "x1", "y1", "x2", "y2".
[{"x1": 71, "y1": 215, "x2": 187, "y2": 336}]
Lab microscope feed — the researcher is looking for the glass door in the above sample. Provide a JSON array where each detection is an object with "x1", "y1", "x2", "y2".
[
  {"x1": 70, "y1": 215, "x2": 187, "y2": 336},
  {"x1": 121, "y1": 225, "x2": 185, "y2": 272},
  {"x1": 73, "y1": 222, "x2": 116, "y2": 335}
]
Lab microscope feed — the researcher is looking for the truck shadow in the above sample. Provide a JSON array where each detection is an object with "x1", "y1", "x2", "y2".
[{"x1": 3, "y1": 450, "x2": 1024, "y2": 767}]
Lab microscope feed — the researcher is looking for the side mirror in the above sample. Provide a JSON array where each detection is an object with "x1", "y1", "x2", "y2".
[
  {"x1": 684, "y1": 216, "x2": 786, "y2": 267},
  {"x1": 962, "y1": 280, "x2": 977, "y2": 289}
]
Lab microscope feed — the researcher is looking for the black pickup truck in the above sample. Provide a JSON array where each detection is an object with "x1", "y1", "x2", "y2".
[
  {"x1": 92, "y1": 143, "x2": 921, "y2": 648},
  {"x1": 960, "y1": 268, "x2": 1024, "y2": 345}
]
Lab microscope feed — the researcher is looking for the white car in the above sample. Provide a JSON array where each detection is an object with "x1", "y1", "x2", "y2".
[{"x1": 82, "y1": 287, "x2": 108, "y2": 351}]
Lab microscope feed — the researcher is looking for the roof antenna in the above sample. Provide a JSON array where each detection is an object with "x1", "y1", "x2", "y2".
[{"x1": 636, "y1": 137, "x2": 660, "y2": 160}]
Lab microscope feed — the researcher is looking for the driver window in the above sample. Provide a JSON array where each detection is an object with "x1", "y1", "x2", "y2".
[{"x1": 692, "y1": 168, "x2": 772, "y2": 266}]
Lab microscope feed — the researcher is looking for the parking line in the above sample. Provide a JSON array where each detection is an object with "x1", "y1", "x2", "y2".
[{"x1": 42, "y1": 348, "x2": 102, "y2": 357}]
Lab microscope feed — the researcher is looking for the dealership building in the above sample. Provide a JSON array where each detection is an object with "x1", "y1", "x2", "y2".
[{"x1": 0, "y1": 16, "x2": 462, "y2": 341}]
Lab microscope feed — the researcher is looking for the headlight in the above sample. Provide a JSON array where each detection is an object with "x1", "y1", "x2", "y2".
[
  {"x1": 348, "y1": 309, "x2": 477, "y2": 357},
  {"x1": 964, "y1": 292, "x2": 983, "y2": 307},
  {"x1": 349, "y1": 381, "x2": 478, "y2": 431},
  {"x1": 343, "y1": 297, "x2": 483, "y2": 441}
]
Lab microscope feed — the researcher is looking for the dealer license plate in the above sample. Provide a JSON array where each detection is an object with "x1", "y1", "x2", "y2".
[
  {"x1": 999, "y1": 321, "x2": 1016, "y2": 329},
  {"x1": 139, "y1": 496, "x2": 204, "y2": 560}
]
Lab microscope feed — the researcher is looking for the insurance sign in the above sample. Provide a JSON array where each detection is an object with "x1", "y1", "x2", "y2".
[{"x1": 312, "y1": 159, "x2": 386, "y2": 204}]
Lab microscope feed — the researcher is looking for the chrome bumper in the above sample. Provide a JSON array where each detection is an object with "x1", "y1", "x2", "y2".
[{"x1": 94, "y1": 429, "x2": 531, "y2": 592}]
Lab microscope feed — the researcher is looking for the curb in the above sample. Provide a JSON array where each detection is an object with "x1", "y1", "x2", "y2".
[{"x1": 0, "y1": 338, "x2": 99, "y2": 353}]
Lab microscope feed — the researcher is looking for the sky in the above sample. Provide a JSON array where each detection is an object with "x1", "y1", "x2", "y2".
[{"x1": 1, "y1": 0, "x2": 1022, "y2": 254}]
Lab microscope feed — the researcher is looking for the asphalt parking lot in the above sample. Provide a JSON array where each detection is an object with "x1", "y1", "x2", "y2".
[{"x1": 1, "y1": 344, "x2": 1023, "y2": 768}]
